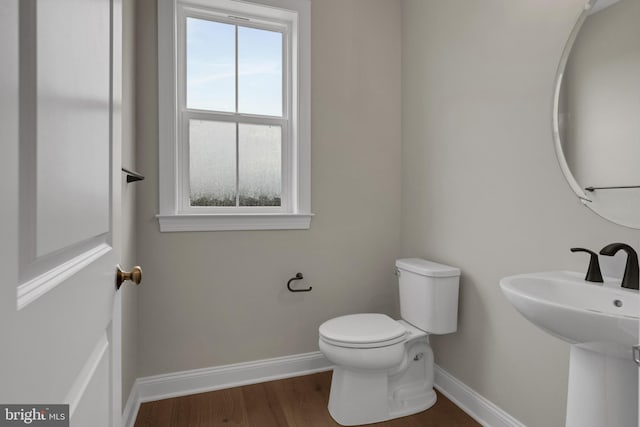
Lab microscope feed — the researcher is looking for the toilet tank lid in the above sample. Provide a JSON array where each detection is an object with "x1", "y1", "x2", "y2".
[{"x1": 396, "y1": 258, "x2": 460, "y2": 278}]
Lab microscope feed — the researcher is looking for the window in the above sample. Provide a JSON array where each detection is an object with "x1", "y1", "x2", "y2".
[{"x1": 157, "y1": 0, "x2": 311, "y2": 231}]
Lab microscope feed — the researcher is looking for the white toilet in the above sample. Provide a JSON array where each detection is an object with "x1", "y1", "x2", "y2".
[{"x1": 318, "y1": 258, "x2": 460, "y2": 426}]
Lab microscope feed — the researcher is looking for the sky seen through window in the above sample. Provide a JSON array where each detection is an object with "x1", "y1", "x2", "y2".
[{"x1": 186, "y1": 17, "x2": 284, "y2": 207}]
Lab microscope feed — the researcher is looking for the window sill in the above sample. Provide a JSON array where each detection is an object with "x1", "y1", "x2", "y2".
[{"x1": 157, "y1": 213, "x2": 313, "y2": 232}]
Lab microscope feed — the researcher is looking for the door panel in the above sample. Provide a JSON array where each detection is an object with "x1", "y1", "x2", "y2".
[
  {"x1": 35, "y1": 0, "x2": 111, "y2": 256},
  {"x1": 64, "y1": 333, "x2": 110, "y2": 423},
  {"x1": 0, "y1": 0, "x2": 122, "y2": 426}
]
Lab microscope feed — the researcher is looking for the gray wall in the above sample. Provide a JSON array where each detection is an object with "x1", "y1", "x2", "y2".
[
  {"x1": 401, "y1": 1, "x2": 640, "y2": 426},
  {"x1": 135, "y1": 0, "x2": 403, "y2": 376}
]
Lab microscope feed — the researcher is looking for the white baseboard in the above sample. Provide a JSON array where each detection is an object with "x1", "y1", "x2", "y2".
[
  {"x1": 434, "y1": 364, "x2": 526, "y2": 427},
  {"x1": 122, "y1": 353, "x2": 523, "y2": 427},
  {"x1": 123, "y1": 351, "x2": 332, "y2": 427}
]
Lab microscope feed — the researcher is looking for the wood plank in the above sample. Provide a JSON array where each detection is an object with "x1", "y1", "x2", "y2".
[
  {"x1": 134, "y1": 399, "x2": 172, "y2": 427},
  {"x1": 174, "y1": 387, "x2": 248, "y2": 426},
  {"x1": 269, "y1": 372, "x2": 339, "y2": 427},
  {"x1": 241, "y1": 382, "x2": 289, "y2": 426},
  {"x1": 134, "y1": 371, "x2": 482, "y2": 427}
]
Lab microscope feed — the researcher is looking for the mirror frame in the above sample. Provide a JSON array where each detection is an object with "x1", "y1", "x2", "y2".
[{"x1": 553, "y1": 0, "x2": 593, "y2": 204}]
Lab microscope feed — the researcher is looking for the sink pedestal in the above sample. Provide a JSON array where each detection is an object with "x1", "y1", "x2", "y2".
[{"x1": 566, "y1": 345, "x2": 638, "y2": 427}]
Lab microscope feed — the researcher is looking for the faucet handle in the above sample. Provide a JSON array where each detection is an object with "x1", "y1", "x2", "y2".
[{"x1": 570, "y1": 248, "x2": 604, "y2": 283}]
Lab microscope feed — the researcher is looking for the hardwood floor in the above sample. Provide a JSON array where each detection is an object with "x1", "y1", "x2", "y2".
[{"x1": 134, "y1": 371, "x2": 481, "y2": 426}]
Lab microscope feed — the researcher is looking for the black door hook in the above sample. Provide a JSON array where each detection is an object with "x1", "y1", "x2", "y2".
[{"x1": 287, "y1": 272, "x2": 312, "y2": 292}]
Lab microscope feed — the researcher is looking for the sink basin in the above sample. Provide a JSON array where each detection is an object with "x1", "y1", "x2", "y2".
[
  {"x1": 499, "y1": 271, "x2": 639, "y2": 349},
  {"x1": 500, "y1": 271, "x2": 639, "y2": 427}
]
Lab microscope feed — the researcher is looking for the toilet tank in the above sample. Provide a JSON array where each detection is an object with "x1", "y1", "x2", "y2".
[{"x1": 396, "y1": 258, "x2": 460, "y2": 334}]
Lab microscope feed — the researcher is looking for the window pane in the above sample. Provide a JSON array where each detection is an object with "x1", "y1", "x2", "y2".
[
  {"x1": 186, "y1": 17, "x2": 235, "y2": 112},
  {"x1": 238, "y1": 26, "x2": 283, "y2": 116},
  {"x1": 189, "y1": 120, "x2": 236, "y2": 206},
  {"x1": 238, "y1": 124, "x2": 281, "y2": 206}
]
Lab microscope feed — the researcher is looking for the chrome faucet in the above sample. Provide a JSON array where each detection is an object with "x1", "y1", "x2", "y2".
[{"x1": 599, "y1": 243, "x2": 639, "y2": 291}]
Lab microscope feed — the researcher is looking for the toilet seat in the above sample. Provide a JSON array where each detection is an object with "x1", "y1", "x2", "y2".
[{"x1": 319, "y1": 313, "x2": 407, "y2": 349}]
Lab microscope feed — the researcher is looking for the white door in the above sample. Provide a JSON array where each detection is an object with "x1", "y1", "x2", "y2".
[{"x1": 0, "y1": 0, "x2": 124, "y2": 426}]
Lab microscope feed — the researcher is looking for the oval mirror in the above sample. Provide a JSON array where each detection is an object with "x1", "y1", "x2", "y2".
[{"x1": 553, "y1": 0, "x2": 640, "y2": 229}]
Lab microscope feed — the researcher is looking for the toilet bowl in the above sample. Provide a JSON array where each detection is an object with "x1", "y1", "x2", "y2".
[
  {"x1": 319, "y1": 313, "x2": 407, "y2": 370},
  {"x1": 318, "y1": 259, "x2": 460, "y2": 426}
]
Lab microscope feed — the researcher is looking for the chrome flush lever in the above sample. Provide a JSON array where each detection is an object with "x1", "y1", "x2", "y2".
[{"x1": 633, "y1": 345, "x2": 640, "y2": 367}]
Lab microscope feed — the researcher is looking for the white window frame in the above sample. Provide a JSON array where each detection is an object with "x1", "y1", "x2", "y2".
[{"x1": 157, "y1": 0, "x2": 311, "y2": 232}]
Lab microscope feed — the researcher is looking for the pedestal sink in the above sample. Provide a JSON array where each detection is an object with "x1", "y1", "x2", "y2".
[{"x1": 500, "y1": 271, "x2": 639, "y2": 427}]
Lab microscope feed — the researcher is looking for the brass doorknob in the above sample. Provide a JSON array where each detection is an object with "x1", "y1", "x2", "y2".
[{"x1": 116, "y1": 265, "x2": 142, "y2": 290}]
